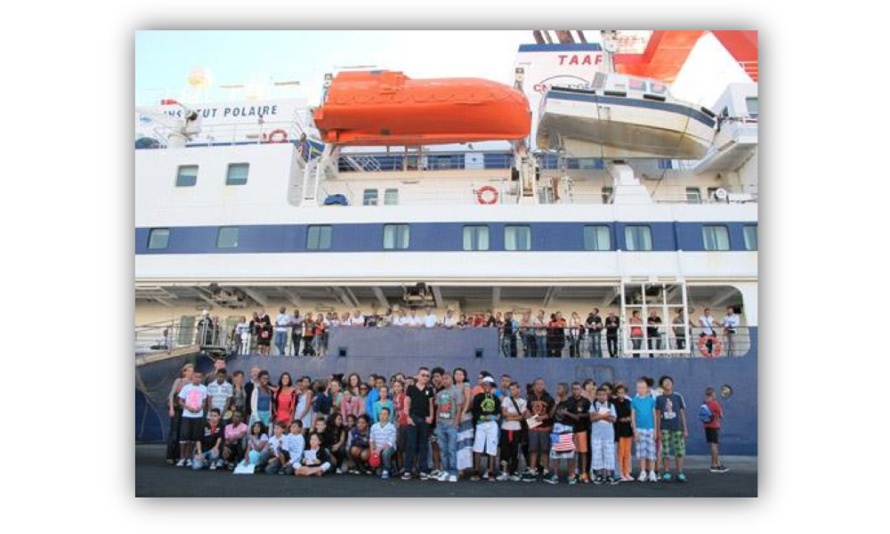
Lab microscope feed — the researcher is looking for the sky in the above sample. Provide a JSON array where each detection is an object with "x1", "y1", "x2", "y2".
[{"x1": 135, "y1": 30, "x2": 752, "y2": 108}]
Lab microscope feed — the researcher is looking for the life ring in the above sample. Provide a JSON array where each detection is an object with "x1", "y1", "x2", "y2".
[
  {"x1": 266, "y1": 129, "x2": 288, "y2": 143},
  {"x1": 698, "y1": 335, "x2": 722, "y2": 358},
  {"x1": 477, "y1": 185, "x2": 499, "y2": 205}
]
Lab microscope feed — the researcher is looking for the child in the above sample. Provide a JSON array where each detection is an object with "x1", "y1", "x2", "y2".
[
  {"x1": 279, "y1": 420, "x2": 305, "y2": 476},
  {"x1": 177, "y1": 371, "x2": 209, "y2": 467},
  {"x1": 369, "y1": 407, "x2": 398, "y2": 479},
  {"x1": 703, "y1": 387, "x2": 729, "y2": 473},
  {"x1": 222, "y1": 410, "x2": 248, "y2": 470},
  {"x1": 242, "y1": 421, "x2": 269, "y2": 469},
  {"x1": 546, "y1": 383, "x2": 577, "y2": 485},
  {"x1": 325, "y1": 413, "x2": 347, "y2": 473},
  {"x1": 192, "y1": 408, "x2": 223, "y2": 470},
  {"x1": 656, "y1": 375, "x2": 688, "y2": 482},
  {"x1": 348, "y1": 414, "x2": 372, "y2": 474},
  {"x1": 372, "y1": 385, "x2": 394, "y2": 424},
  {"x1": 295, "y1": 433, "x2": 332, "y2": 476},
  {"x1": 589, "y1": 386, "x2": 618, "y2": 485},
  {"x1": 631, "y1": 378, "x2": 658, "y2": 482},
  {"x1": 612, "y1": 383, "x2": 634, "y2": 481},
  {"x1": 264, "y1": 422, "x2": 288, "y2": 474}
]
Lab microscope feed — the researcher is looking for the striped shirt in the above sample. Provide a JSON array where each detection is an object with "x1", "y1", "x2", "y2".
[{"x1": 369, "y1": 421, "x2": 397, "y2": 450}]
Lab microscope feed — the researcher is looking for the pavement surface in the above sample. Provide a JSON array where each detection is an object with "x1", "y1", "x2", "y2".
[{"x1": 136, "y1": 444, "x2": 757, "y2": 498}]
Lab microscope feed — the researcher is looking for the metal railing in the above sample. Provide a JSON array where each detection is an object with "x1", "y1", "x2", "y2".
[
  {"x1": 498, "y1": 326, "x2": 751, "y2": 358},
  {"x1": 138, "y1": 318, "x2": 751, "y2": 360}
]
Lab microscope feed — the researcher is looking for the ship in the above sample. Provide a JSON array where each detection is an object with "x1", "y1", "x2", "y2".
[{"x1": 135, "y1": 30, "x2": 758, "y2": 455}]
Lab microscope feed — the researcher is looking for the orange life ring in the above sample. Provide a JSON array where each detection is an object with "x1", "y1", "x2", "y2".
[
  {"x1": 266, "y1": 129, "x2": 288, "y2": 143},
  {"x1": 477, "y1": 185, "x2": 499, "y2": 205},
  {"x1": 698, "y1": 335, "x2": 722, "y2": 358}
]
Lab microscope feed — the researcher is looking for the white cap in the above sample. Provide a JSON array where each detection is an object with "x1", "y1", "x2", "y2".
[
  {"x1": 482, "y1": 376, "x2": 495, "y2": 385},
  {"x1": 202, "y1": 309, "x2": 209, "y2": 315}
]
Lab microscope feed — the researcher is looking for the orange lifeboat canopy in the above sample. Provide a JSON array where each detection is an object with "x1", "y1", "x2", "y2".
[{"x1": 313, "y1": 71, "x2": 531, "y2": 147}]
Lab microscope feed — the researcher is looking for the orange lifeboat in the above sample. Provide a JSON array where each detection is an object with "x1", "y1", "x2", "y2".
[{"x1": 313, "y1": 71, "x2": 530, "y2": 147}]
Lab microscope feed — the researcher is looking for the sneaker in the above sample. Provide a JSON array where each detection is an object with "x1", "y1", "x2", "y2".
[
  {"x1": 593, "y1": 475, "x2": 604, "y2": 485},
  {"x1": 521, "y1": 470, "x2": 536, "y2": 482},
  {"x1": 166, "y1": 459, "x2": 175, "y2": 465},
  {"x1": 662, "y1": 472, "x2": 673, "y2": 482},
  {"x1": 607, "y1": 476, "x2": 619, "y2": 485},
  {"x1": 580, "y1": 473, "x2": 590, "y2": 484},
  {"x1": 568, "y1": 475, "x2": 578, "y2": 485},
  {"x1": 436, "y1": 471, "x2": 449, "y2": 482},
  {"x1": 175, "y1": 459, "x2": 186, "y2": 467},
  {"x1": 430, "y1": 469, "x2": 441, "y2": 478},
  {"x1": 638, "y1": 471, "x2": 648, "y2": 482},
  {"x1": 541, "y1": 469, "x2": 551, "y2": 478},
  {"x1": 648, "y1": 471, "x2": 658, "y2": 483},
  {"x1": 209, "y1": 462, "x2": 217, "y2": 471},
  {"x1": 184, "y1": 459, "x2": 193, "y2": 467},
  {"x1": 419, "y1": 471, "x2": 431, "y2": 480},
  {"x1": 544, "y1": 474, "x2": 559, "y2": 485},
  {"x1": 381, "y1": 470, "x2": 390, "y2": 480},
  {"x1": 470, "y1": 473, "x2": 481, "y2": 481},
  {"x1": 487, "y1": 473, "x2": 497, "y2": 482},
  {"x1": 401, "y1": 472, "x2": 413, "y2": 480},
  {"x1": 509, "y1": 473, "x2": 522, "y2": 482},
  {"x1": 677, "y1": 472, "x2": 687, "y2": 483},
  {"x1": 447, "y1": 474, "x2": 458, "y2": 483},
  {"x1": 496, "y1": 472, "x2": 510, "y2": 481},
  {"x1": 714, "y1": 465, "x2": 730, "y2": 473}
]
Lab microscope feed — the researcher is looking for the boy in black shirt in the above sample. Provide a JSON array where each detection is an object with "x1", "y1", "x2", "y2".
[
  {"x1": 401, "y1": 367, "x2": 434, "y2": 480},
  {"x1": 471, "y1": 376, "x2": 502, "y2": 481},
  {"x1": 562, "y1": 382, "x2": 592, "y2": 482},
  {"x1": 193, "y1": 408, "x2": 223, "y2": 470},
  {"x1": 548, "y1": 383, "x2": 578, "y2": 484}
]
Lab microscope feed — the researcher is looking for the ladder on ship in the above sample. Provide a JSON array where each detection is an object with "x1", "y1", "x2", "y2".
[{"x1": 618, "y1": 277, "x2": 691, "y2": 357}]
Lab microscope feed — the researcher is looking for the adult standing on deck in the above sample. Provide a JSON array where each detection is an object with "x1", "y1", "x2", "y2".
[
  {"x1": 629, "y1": 310, "x2": 644, "y2": 358},
  {"x1": 699, "y1": 308, "x2": 717, "y2": 357},
  {"x1": 722, "y1": 306, "x2": 740, "y2": 356},
  {"x1": 587, "y1": 308, "x2": 604, "y2": 358},
  {"x1": 274, "y1": 307, "x2": 292, "y2": 356},
  {"x1": 647, "y1": 310, "x2": 663, "y2": 358},
  {"x1": 605, "y1": 311, "x2": 620, "y2": 358}
]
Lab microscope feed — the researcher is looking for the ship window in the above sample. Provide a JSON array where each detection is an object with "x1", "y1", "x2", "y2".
[
  {"x1": 583, "y1": 225, "x2": 611, "y2": 251},
  {"x1": 175, "y1": 165, "x2": 198, "y2": 187},
  {"x1": 601, "y1": 186, "x2": 614, "y2": 204},
  {"x1": 363, "y1": 189, "x2": 379, "y2": 206},
  {"x1": 463, "y1": 225, "x2": 490, "y2": 251},
  {"x1": 649, "y1": 82, "x2": 667, "y2": 95},
  {"x1": 505, "y1": 225, "x2": 531, "y2": 251},
  {"x1": 383, "y1": 224, "x2": 410, "y2": 250},
  {"x1": 702, "y1": 225, "x2": 730, "y2": 251},
  {"x1": 624, "y1": 225, "x2": 652, "y2": 251},
  {"x1": 746, "y1": 97, "x2": 759, "y2": 118},
  {"x1": 226, "y1": 163, "x2": 249, "y2": 186},
  {"x1": 384, "y1": 188, "x2": 399, "y2": 205},
  {"x1": 686, "y1": 187, "x2": 702, "y2": 204},
  {"x1": 217, "y1": 227, "x2": 239, "y2": 249},
  {"x1": 307, "y1": 225, "x2": 332, "y2": 250},
  {"x1": 148, "y1": 228, "x2": 170, "y2": 250},
  {"x1": 744, "y1": 225, "x2": 758, "y2": 251},
  {"x1": 629, "y1": 78, "x2": 646, "y2": 91}
]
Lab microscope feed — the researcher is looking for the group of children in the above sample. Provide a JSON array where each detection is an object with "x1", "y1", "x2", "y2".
[{"x1": 168, "y1": 363, "x2": 729, "y2": 484}]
